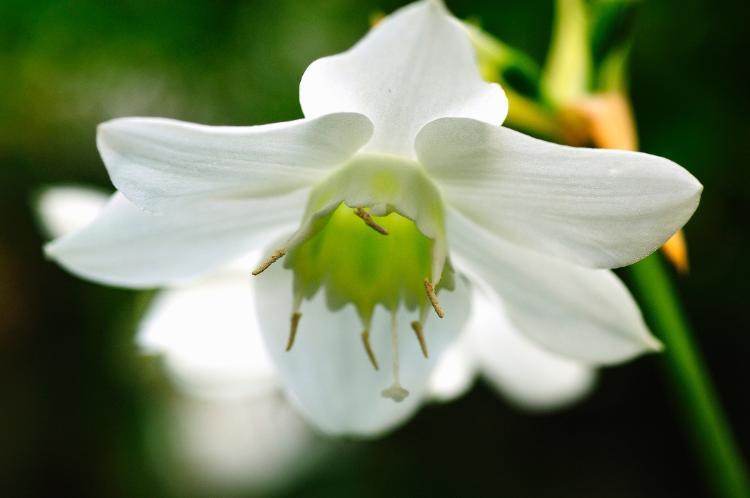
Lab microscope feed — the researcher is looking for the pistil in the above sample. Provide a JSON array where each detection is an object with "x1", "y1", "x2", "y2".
[{"x1": 381, "y1": 312, "x2": 409, "y2": 402}]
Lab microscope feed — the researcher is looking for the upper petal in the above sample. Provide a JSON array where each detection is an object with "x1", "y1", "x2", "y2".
[
  {"x1": 463, "y1": 281, "x2": 596, "y2": 411},
  {"x1": 299, "y1": 0, "x2": 506, "y2": 157},
  {"x1": 447, "y1": 208, "x2": 661, "y2": 365},
  {"x1": 253, "y1": 259, "x2": 471, "y2": 437},
  {"x1": 45, "y1": 190, "x2": 307, "y2": 288},
  {"x1": 98, "y1": 113, "x2": 372, "y2": 212},
  {"x1": 417, "y1": 117, "x2": 703, "y2": 269}
]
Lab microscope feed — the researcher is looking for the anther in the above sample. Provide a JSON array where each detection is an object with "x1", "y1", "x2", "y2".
[
  {"x1": 423, "y1": 278, "x2": 445, "y2": 318},
  {"x1": 361, "y1": 329, "x2": 379, "y2": 370},
  {"x1": 286, "y1": 312, "x2": 302, "y2": 351},
  {"x1": 411, "y1": 321, "x2": 429, "y2": 358},
  {"x1": 252, "y1": 248, "x2": 286, "y2": 276},
  {"x1": 354, "y1": 207, "x2": 389, "y2": 235}
]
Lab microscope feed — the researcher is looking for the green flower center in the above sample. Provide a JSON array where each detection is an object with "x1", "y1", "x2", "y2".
[{"x1": 252, "y1": 152, "x2": 452, "y2": 401}]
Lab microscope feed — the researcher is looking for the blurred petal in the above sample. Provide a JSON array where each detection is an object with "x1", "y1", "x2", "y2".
[
  {"x1": 465, "y1": 282, "x2": 596, "y2": 411},
  {"x1": 138, "y1": 267, "x2": 278, "y2": 400},
  {"x1": 447, "y1": 208, "x2": 661, "y2": 364},
  {"x1": 253, "y1": 262, "x2": 471, "y2": 437},
  {"x1": 156, "y1": 395, "x2": 317, "y2": 493},
  {"x1": 417, "y1": 118, "x2": 703, "y2": 269},
  {"x1": 98, "y1": 113, "x2": 372, "y2": 212},
  {"x1": 45, "y1": 190, "x2": 306, "y2": 288},
  {"x1": 35, "y1": 186, "x2": 109, "y2": 238},
  {"x1": 300, "y1": 0, "x2": 506, "y2": 156},
  {"x1": 427, "y1": 331, "x2": 476, "y2": 402}
]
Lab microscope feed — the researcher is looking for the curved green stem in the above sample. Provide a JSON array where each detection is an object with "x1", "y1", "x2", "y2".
[{"x1": 628, "y1": 254, "x2": 750, "y2": 498}]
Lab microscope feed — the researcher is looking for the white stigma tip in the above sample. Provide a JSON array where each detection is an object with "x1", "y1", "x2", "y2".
[{"x1": 381, "y1": 384, "x2": 409, "y2": 402}]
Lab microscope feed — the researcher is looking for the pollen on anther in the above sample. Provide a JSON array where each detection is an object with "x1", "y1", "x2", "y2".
[
  {"x1": 411, "y1": 321, "x2": 429, "y2": 358},
  {"x1": 354, "y1": 207, "x2": 389, "y2": 235},
  {"x1": 361, "y1": 329, "x2": 379, "y2": 370},
  {"x1": 252, "y1": 248, "x2": 286, "y2": 276},
  {"x1": 423, "y1": 278, "x2": 445, "y2": 318},
  {"x1": 286, "y1": 312, "x2": 302, "y2": 351}
]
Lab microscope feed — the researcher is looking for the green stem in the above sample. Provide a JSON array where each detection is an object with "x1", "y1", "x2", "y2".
[{"x1": 628, "y1": 254, "x2": 750, "y2": 498}]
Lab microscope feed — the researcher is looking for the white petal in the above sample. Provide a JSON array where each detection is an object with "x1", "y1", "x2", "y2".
[
  {"x1": 34, "y1": 186, "x2": 109, "y2": 238},
  {"x1": 464, "y1": 282, "x2": 596, "y2": 411},
  {"x1": 299, "y1": 0, "x2": 506, "y2": 156},
  {"x1": 98, "y1": 113, "x2": 373, "y2": 212},
  {"x1": 137, "y1": 267, "x2": 278, "y2": 400},
  {"x1": 447, "y1": 208, "x2": 661, "y2": 364},
  {"x1": 417, "y1": 118, "x2": 703, "y2": 269},
  {"x1": 156, "y1": 395, "x2": 316, "y2": 492},
  {"x1": 253, "y1": 261, "x2": 471, "y2": 437},
  {"x1": 426, "y1": 331, "x2": 476, "y2": 402},
  {"x1": 45, "y1": 190, "x2": 307, "y2": 288}
]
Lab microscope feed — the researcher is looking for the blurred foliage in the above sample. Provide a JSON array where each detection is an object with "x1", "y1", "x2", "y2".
[{"x1": 1, "y1": 0, "x2": 749, "y2": 497}]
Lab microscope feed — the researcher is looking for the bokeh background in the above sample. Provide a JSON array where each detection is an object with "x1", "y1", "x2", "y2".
[{"x1": 1, "y1": 0, "x2": 748, "y2": 497}]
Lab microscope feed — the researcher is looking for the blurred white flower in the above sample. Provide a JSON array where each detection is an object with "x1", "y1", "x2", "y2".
[{"x1": 44, "y1": 0, "x2": 700, "y2": 436}]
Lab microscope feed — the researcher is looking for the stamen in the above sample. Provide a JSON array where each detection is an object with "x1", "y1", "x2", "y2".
[
  {"x1": 411, "y1": 321, "x2": 429, "y2": 358},
  {"x1": 252, "y1": 248, "x2": 286, "y2": 276},
  {"x1": 361, "y1": 329, "x2": 379, "y2": 370},
  {"x1": 354, "y1": 207, "x2": 389, "y2": 235},
  {"x1": 286, "y1": 311, "x2": 302, "y2": 351},
  {"x1": 381, "y1": 312, "x2": 409, "y2": 402},
  {"x1": 423, "y1": 278, "x2": 445, "y2": 318}
]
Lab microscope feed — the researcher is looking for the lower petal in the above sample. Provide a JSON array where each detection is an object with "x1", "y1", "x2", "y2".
[
  {"x1": 253, "y1": 257, "x2": 471, "y2": 437},
  {"x1": 464, "y1": 282, "x2": 596, "y2": 411},
  {"x1": 447, "y1": 208, "x2": 661, "y2": 365}
]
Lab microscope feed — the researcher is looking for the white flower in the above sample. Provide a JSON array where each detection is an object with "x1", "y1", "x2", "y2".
[
  {"x1": 38, "y1": 186, "x2": 594, "y2": 429},
  {"x1": 44, "y1": 0, "x2": 701, "y2": 436}
]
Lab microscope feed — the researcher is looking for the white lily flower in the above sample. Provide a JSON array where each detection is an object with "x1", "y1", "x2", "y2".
[{"x1": 43, "y1": 0, "x2": 701, "y2": 436}]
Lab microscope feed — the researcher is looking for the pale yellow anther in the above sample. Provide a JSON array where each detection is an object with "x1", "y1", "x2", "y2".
[
  {"x1": 286, "y1": 312, "x2": 302, "y2": 351},
  {"x1": 354, "y1": 207, "x2": 389, "y2": 235},
  {"x1": 423, "y1": 278, "x2": 445, "y2": 318},
  {"x1": 361, "y1": 329, "x2": 379, "y2": 370},
  {"x1": 411, "y1": 321, "x2": 429, "y2": 358},
  {"x1": 252, "y1": 248, "x2": 286, "y2": 276}
]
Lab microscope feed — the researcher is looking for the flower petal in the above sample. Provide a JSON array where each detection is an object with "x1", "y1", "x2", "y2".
[
  {"x1": 137, "y1": 267, "x2": 279, "y2": 400},
  {"x1": 416, "y1": 118, "x2": 703, "y2": 269},
  {"x1": 447, "y1": 208, "x2": 661, "y2": 364},
  {"x1": 464, "y1": 282, "x2": 596, "y2": 411},
  {"x1": 34, "y1": 186, "x2": 109, "y2": 238},
  {"x1": 157, "y1": 395, "x2": 316, "y2": 492},
  {"x1": 299, "y1": 0, "x2": 506, "y2": 156},
  {"x1": 98, "y1": 113, "x2": 373, "y2": 212},
  {"x1": 426, "y1": 333, "x2": 476, "y2": 402},
  {"x1": 253, "y1": 260, "x2": 471, "y2": 437},
  {"x1": 45, "y1": 190, "x2": 307, "y2": 288}
]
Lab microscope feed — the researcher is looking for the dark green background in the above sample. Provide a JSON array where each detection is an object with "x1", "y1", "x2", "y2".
[{"x1": 1, "y1": 0, "x2": 748, "y2": 497}]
